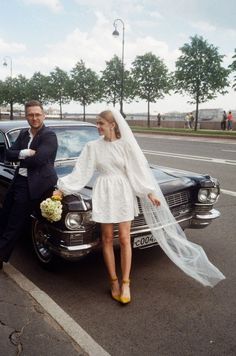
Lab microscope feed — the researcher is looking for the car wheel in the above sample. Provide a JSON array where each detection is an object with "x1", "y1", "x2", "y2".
[{"x1": 31, "y1": 219, "x2": 59, "y2": 269}]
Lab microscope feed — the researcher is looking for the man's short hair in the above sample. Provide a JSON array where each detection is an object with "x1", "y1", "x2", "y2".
[{"x1": 25, "y1": 100, "x2": 44, "y2": 111}]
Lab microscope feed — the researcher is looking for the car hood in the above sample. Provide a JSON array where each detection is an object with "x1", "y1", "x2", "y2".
[{"x1": 55, "y1": 160, "x2": 196, "y2": 196}]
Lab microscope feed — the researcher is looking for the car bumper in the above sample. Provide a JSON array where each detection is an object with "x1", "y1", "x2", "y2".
[
  {"x1": 39, "y1": 207, "x2": 220, "y2": 259},
  {"x1": 45, "y1": 223, "x2": 101, "y2": 260},
  {"x1": 46, "y1": 239, "x2": 101, "y2": 259},
  {"x1": 189, "y1": 208, "x2": 220, "y2": 228}
]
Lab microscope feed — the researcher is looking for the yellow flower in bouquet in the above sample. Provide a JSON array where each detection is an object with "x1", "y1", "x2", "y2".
[{"x1": 40, "y1": 195, "x2": 63, "y2": 223}]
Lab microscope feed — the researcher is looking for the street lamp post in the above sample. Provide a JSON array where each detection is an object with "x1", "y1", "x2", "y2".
[
  {"x1": 112, "y1": 18, "x2": 125, "y2": 117},
  {"x1": 3, "y1": 56, "x2": 13, "y2": 120}
]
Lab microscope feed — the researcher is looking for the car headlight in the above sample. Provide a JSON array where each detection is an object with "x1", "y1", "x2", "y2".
[
  {"x1": 198, "y1": 189, "x2": 209, "y2": 203},
  {"x1": 65, "y1": 213, "x2": 83, "y2": 230},
  {"x1": 208, "y1": 187, "x2": 219, "y2": 203},
  {"x1": 198, "y1": 187, "x2": 219, "y2": 203}
]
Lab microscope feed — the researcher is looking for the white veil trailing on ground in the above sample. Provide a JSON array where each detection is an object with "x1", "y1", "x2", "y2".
[{"x1": 110, "y1": 108, "x2": 225, "y2": 287}]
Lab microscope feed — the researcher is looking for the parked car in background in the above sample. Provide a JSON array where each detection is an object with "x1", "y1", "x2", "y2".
[{"x1": 0, "y1": 120, "x2": 220, "y2": 267}]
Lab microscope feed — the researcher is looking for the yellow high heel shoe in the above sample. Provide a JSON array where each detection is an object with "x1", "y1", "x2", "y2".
[
  {"x1": 110, "y1": 277, "x2": 120, "y2": 302},
  {"x1": 120, "y1": 280, "x2": 131, "y2": 304}
]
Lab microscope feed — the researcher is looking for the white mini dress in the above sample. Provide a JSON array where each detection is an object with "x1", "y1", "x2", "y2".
[{"x1": 57, "y1": 138, "x2": 155, "y2": 223}]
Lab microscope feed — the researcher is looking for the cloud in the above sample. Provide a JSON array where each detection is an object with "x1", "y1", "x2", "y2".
[
  {"x1": 190, "y1": 20, "x2": 216, "y2": 33},
  {"x1": 0, "y1": 37, "x2": 26, "y2": 54},
  {"x1": 9, "y1": 10, "x2": 179, "y2": 78},
  {"x1": 149, "y1": 10, "x2": 163, "y2": 20},
  {"x1": 22, "y1": 0, "x2": 63, "y2": 13}
]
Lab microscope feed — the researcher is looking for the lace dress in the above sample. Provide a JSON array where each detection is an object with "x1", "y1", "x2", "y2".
[{"x1": 57, "y1": 137, "x2": 156, "y2": 223}]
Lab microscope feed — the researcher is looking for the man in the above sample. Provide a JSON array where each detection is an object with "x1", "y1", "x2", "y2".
[
  {"x1": 221, "y1": 110, "x2": 227, "y2": 130},
  {"x1": 157, "y1": 113, "x2": 161, "y2": 127},
  {"x1": 0, "y1": 100, "x2": 58, "y2": 269}
]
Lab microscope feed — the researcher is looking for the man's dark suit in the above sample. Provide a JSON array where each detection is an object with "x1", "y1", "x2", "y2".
[{"x1": 0, "y1": 124, "x2": 58, "y2": 262}]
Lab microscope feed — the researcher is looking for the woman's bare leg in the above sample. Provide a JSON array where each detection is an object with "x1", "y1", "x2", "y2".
[
  {"x1": 101, "y1": 223, "x2": 120, "y2": 297},
  {"x1": 119, "y1": 221, "x2": 132, "y2": 301}
]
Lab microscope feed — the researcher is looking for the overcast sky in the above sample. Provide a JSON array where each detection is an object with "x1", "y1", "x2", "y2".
[{"x1": 0, "y1": 0, "x2": 235, "y2": 114}]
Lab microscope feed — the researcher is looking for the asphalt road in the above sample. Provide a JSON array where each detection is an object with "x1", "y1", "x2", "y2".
[{"x1": 11, "y1": 134, "x2": 236, "y2": 356}]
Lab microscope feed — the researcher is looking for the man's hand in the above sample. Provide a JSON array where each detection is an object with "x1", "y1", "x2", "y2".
[{"x1": 28, "y1": 149, "x2": 36, "y2": 156}]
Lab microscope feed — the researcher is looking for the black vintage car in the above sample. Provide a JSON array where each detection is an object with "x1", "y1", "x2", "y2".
[{"x1": 0, "y1": 120, "x2": 220, "y2": 267}]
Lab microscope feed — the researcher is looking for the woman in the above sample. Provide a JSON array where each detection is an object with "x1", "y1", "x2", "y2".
[
  {"x1": 227, "y1": 111, "x2": 233, "y2": 131},
  {"x1": 54, "y1": 109, "x2": 225, "y2": 304}
]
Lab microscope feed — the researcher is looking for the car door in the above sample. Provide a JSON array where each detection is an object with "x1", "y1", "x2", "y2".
[{"x1": 0, "y1": 130, "x2": 15, "y2": 206}]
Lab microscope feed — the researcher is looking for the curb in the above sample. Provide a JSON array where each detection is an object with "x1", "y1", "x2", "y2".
[{"x1": 4, "y1": 264, "x2": 110, "y2": 356}]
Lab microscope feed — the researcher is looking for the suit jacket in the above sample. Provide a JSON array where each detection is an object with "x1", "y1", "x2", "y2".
[{"x1": 6, "y1": 124, "x2": 58, "y2": 200}]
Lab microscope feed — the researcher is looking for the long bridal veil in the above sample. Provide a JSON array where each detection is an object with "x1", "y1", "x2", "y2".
[{"x1": 110, "y1": 108, "x2": 225, "y2": 287}]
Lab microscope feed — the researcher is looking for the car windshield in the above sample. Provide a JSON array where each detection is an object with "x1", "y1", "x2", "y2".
[
  {"x1": 7, "y1": 125, "x2": 99, "y2": 160},
  {"x1": 52, "y1": 126, "x2": 99, "y2": 160}
]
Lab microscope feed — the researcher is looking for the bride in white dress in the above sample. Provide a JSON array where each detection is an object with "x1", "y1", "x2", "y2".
[
  {"x1": 55, "y1": 110, "x2": 160, "y2": 304},
  {"x1": 54, "y1": 109, "x2": 225, "y2": 304}
]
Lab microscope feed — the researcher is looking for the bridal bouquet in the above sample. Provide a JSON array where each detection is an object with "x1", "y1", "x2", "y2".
[{"x1": 40, "y1": 194, "x2": 63, "y2": 223}]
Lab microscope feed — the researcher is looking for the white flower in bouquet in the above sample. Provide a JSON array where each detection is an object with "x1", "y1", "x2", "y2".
[{"x1": 40, "y1": 195, "x2": 63, "y2": 222}]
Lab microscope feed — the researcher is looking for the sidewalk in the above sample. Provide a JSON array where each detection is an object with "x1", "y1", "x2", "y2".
[
  {"x1": 0, "y1": 265, "x2": 86, "y2": 355},
  {"x1": 131, "y1": 127, "x2": 236, "y2": 140}
]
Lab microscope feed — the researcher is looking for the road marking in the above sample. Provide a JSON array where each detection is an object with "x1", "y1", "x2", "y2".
[
  {"x1": 221, "y1": 189, "x2": 236, "y2": 197},
  {"x1": 222, "y1": 149, "x2": 236, "y2": 153},
  {"x1": 143, "y1": 150, "x2": 236, "y2": 166},
  {"x1": 4, "y1": 264, "x2": 110, "y2": 356}
]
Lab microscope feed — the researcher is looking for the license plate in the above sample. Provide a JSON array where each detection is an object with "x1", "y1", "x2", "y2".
[{"x1": 133, "y1": 234, "x2": 158, "y2": 248}]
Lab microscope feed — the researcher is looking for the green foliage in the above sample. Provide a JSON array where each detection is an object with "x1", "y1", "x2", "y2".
[
  {"x1": 0, "y1": 75, "x2": 29, "y2": 118},
  {"x1": 131, "y1": 52, "x2": 170, "y2": 101},
  {"x1": 175, "y1": 35, "x2": 230, "y2": 130},
  {"x1": 175, "y1": 35, "x2": 230, "y2": 103},
  {"x1": 100, "y1": 55, "x2": 133, "y2": 106},
  {"x1": 48, "y1": 67, "x2": 70, "y2": 118},
  {"x1": 48, "y1": 67, "x2": 70, "y2": 103},
  {"x1": 229, "y1": 48, "x2": 236, "y2": 90},
  {"x1": 131, "y1": 52, "x2": 171, "y2": 126},
  {"x1": 27, "y1": 72, "x2": 51, "y2": 104},
  {"x1": 14, "y1": 75, "x2": 29, "y2": 104},
  {"x1": 70, "y1": 60, "x2": 101, "y2": 120}
]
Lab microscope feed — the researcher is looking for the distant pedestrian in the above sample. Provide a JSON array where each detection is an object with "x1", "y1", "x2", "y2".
[
  {"x1": 157, "y1": 113, "x2": 161, "y2": 127},
  {"x1": 221, "y1": 111, "x2": 227, "y2": 130},
  {"x1": 184, "y1": 113, "x2": 190, "y2": 129},
  {"x1": 227, "y1": 111, "x2": 233, "y2": 131},
  {"x1": 189, "y1": 113, "x2": 195, "y2": 129}
]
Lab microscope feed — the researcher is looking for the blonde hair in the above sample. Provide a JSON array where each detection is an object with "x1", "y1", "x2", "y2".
[{"x1": 98, "y1": 110, "x2": 121, "y2": 139}]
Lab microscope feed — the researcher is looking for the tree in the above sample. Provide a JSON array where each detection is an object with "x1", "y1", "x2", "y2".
[
  {"x1": 131, "y1": 52, "x2": 171, "y2": 127},
  {"x1": 0, "y1": 76, "x2": 28, "y2": 119},
  {"x1": 70, "y1": 60, "x2": 101, "y2": 121},
  {"x1": 27, "y1": 72, "x2": 50, "y2": 104},
  {"x1": 14, "y1": 75, "x2": 30, "y2": 105},
  {"x1": 0, "y1": 77, "x2": 15, "y2": 119},
  {"x1": 175, "y1": 35, "x2": 230, "y2": 130},
  {"x1": 48, "y1": 67, "x2": 70, "y2": 119},
  {"x1": 229, "y1": 48, "x2": 236, "y2": 90},
  {"x1": 0, "y1": 74, "x2": 29, "y2": 120},
  {"x1": 100, "y1": 55, "x2": 133, "y2": 110}
]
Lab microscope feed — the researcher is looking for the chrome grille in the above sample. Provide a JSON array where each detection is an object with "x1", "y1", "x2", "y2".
[
  {"x1": 131, "y1": 191, "x2": 191, "y2": 231},
  {"x1": 114, "y1": 191, "x2": 192, "y2": 237},
  {"x1": 165, "y1": 191, "x2": 190, "y2": 208}
]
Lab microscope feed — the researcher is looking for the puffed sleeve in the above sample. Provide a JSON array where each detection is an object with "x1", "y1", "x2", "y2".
[
  {"x1": 57, "y1": 141, "x2": 96, "y2": 196},
  {"x1": 124, "y1": 142, "x2": 156, "y2": 198}
]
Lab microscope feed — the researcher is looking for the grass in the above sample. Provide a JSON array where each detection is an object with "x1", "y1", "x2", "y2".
[{"x1": 130, "y1": 126, "x2": 236, "y2": 138}]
